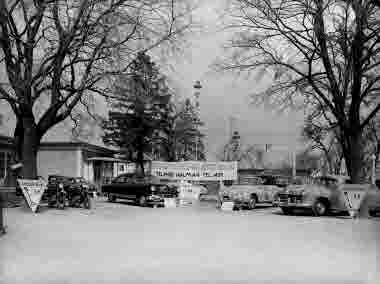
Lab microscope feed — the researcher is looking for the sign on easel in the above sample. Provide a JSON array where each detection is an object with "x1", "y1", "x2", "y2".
[
  {"x1": 17, "y1": 179, "x2": 47, "y2": 213},
  {"x1": 177, "y1": 181, "x2": 202, "y2": 207},
  {"x1": 342, "y1": 189, "x2": 366, "y2": 218},
  {"x1": 221, "y1": 201, "x2": 234, "y2": 211},
  {"x1": 164, "y1": 198, "x2": 177, "y2": 208}
]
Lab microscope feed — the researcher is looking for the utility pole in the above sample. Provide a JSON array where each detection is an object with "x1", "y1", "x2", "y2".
[{"x1": 292, "y1": 150, "x2": 296, "y2": 179}]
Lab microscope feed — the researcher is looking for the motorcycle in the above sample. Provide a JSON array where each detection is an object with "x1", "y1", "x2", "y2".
[
  {"x1": 67, "y1": 185, "x2": 92, "y2": 209},
  {"x1": 48, "y1": 183, "x2": 67, "y2": 209}
]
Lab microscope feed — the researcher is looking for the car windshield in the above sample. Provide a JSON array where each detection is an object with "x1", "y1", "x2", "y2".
[
  {"x1": 239, "y1": 177, "x2": 263, "y2": 185},
  {"x1": 313, "y1": 177, "x2": 339, "y2": 187},
  {"x1": 259, "y1": 176, "x2": 277, "y2": 185}
]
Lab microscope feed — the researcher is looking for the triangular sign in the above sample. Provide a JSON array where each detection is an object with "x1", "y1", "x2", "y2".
[
  {"x1": 342, "y1": 190, "x2": 366, "y2": 211},
  {"x1": 17, "y1": 179, "x2": 47, "y2": 213}
]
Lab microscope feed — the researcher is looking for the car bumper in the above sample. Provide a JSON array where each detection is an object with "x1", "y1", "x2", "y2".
[
  {"x1": 220, "y1": 198, "x2": 250, "y2": 207},
  {"x1": 278, "y1": 202, "x2": 313, "y2": 208},
  {"x1": 146, "y1": 196, "x2": 177, "y2": 207}
]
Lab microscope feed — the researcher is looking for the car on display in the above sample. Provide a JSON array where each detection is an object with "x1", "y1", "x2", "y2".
[
  {"x1": 101, "y1": 173, "x2": 179, "y2": 207},
  {"x1": 219, "y1": 175, "x2": 289, "y2": 210},
  {"x1": 276, "y1": 175, "x2": 380, "y2": 216}
]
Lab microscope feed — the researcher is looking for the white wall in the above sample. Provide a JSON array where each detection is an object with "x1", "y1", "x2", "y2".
[{"x1": 37, "y1": 149, "x2": 80, "y2": 180}]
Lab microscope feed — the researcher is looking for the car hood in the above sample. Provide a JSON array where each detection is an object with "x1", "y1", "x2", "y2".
[
  {"x1": 222, "y1": 185, "x2": 280, "y2": 194},
  {"x1": 284, "y1": 184, "x2": 325, "y2": 195}
]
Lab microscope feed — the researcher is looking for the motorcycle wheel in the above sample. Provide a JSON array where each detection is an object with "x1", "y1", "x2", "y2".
[
  {"x1": 57, "y1": 192, "x2": 66, "y2": 210},
  {"x1": 83, "y1": 196, "x2": 91, "y2": 209}
]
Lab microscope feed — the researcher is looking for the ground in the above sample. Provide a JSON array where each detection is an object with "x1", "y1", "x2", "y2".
[{"x1": 1, "y1": 198, "x2": 379, "y2": 284}]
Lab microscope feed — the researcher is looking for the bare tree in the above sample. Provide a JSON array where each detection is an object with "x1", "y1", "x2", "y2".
[
  {"x1": 0, "y1": 0, "x2": 192, "y2": 178},
  {"x1": 362, "y1": 116, "x2": 380, "y2": 178},
  {"x1": 301, "y1": 107, "x2": 344, "y2": 174},
  {"x1": 161, "y1": 98, "x2": 205, "y2": 161},
  {"x1": 220, "y1": 0, "x2": 380, "y2": 182}
]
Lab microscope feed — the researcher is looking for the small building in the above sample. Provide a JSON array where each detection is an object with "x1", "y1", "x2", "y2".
[
  {"x1": 0, "y1": 136, "x2": 132, "y2": 190},
  {"x1": 37, "y1": 141, "x2": 130, "y2": 190}
]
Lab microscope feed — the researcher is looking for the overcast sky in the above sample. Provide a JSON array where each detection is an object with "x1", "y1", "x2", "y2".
[{"x1": 163, "y1": 1, "x2": 305, "y2": 159}]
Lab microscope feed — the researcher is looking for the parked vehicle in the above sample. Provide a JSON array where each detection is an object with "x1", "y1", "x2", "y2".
[
  {"x1": 45, "y1": 175, "x2": 94, "y2": 209},
  {"x1": 275, "y1": 175, "x2": 380, "y2": 216},
  {"x1": 101, "y1": 174, "x2": 178, "y2": 207},
  {"x1": 47, "y1": 181, "x2": 67, "y2": 209},
  {"x1": 219, "y1": 175, "x2": 288, "y2": 210},
  {"x1": 44, "y1": 175, "x2": 72, "y2": 207}
]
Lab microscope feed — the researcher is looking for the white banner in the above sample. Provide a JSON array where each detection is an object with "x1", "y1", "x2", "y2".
[
  {"x1": 151, "y1": 161, "x2": 238, "y2": 181},
  {"x1": 17, "y1": 179, "x2": 47, "y2": 213}
]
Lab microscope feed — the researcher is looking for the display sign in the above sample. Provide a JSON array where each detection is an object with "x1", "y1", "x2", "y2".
[
  {"x1": 151, "y1": 161, "x2": 238, "y2": 181},
  {"x1": 17, "y1": 179, "x2": 47, "y2": 213},
  {"x1": 178, "y1": 181, "x2": 201, "y2": 200},
  {"x1": 342, "y1": 189, "x2": 366, "y2": 217},
  {"x1": 221, "y1": 201, "x2": 234, "y2": 211},
  {"x1": 164, "y1": 198, "x2": 177, "y2": 208}
]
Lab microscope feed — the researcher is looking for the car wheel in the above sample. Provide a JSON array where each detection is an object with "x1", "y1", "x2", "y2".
[
  {"x1": 248, "y1": 196, "x2": 257, "y2": 210},
  {"x1": 312, "y1": 200, "x2": 328, "y2": 216},
  {"x1": 108, "y1": 194, "x2": 116, "y2": 202},
  {"x1": 282, "y1": 207, "x2": 293, "y2": 215},
  {"x1": 57, "y1": 199, "x2": 65, "y2": 210},
  {"x1": 139, "y1": 196, "x2": 147, "y2": 207}
]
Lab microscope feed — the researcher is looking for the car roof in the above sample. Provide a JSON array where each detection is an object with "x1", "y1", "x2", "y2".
[
  {"x1": 339, "y1": 184, "x2": 372, "y2": 190},
  {"x1": 314, "y1": 175, "x2": 351, "y2": 181}
]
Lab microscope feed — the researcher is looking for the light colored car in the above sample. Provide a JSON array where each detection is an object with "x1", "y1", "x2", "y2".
[
  {"x1": 219, "y1": 175, "x2": 287, "y2": 209},
  {"x1": 276, "y1": 175, "x2": 380, "y2": 216}
]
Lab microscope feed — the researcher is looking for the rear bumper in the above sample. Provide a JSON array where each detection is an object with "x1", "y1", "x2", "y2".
[
  {"x1": 278, "y1": 202, "x2": 313, "y2": 208},
  {"x1": 146, "y1": 195, "x2": 177, "y2": 206}
]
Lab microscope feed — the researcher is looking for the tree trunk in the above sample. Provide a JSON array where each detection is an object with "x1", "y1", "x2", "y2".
[
  {"x1": 16, "y1": 117, "x2": 40, "y2": 179},
  {"x1": 344, "y1": 132, "x2": 364, "y2": 183},
  {"x1": 137, "y1": 138, "x2": 145, "y2": 176}
]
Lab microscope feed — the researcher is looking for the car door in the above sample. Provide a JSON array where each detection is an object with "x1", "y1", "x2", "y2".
[
  {"x1": 328, "y1": 179, "x2": 347, "y2": 211},
  {"x1": 109, "y1": 175, "x2": 129, "y2": 196}
]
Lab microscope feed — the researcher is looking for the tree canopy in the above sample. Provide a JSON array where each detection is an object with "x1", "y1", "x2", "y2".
[
  {"x1": 220, "y1": 0, "x2": 380, "y2": 182},
  {"x1": 0, "y1": 0, "x2": 192, "y2": 177}
]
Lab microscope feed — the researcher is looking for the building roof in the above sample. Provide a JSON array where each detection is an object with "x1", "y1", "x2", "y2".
[
  {"x1": 87, "y1": 157, "x2": 127, "y2": 162},
  {"x1": 0, "y1": 135, "x2": 117, "y2": 156},
  {"x1": 39, "y1": 141, "x2": 117, "y2": 155}
]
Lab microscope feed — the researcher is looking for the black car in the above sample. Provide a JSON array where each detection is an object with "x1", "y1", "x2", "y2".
[{"x1": 101, "y1": 173, "x2": 178, "y2": 207}]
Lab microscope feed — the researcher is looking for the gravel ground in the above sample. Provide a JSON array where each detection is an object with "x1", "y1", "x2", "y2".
[{"x1": 1, "y1": 198, "x2": 379, "y2": 284}]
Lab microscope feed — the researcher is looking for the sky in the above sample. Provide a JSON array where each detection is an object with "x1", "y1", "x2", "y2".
[
  {"x1": 0, "y1": 0, "x2": 306, "y2": 161},
  {"x1": 162, "y1": 1, "x2": 306, "y2": 159}
]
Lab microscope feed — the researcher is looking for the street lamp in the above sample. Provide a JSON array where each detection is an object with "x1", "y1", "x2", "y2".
[{"x1": 193, "y1": 80, "x2": 202, "y2": 160}]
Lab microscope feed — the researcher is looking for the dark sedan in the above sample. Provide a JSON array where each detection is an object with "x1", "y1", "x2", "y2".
[{"x1": 101, "y1": 174, "x2": 178, "y2": 207}]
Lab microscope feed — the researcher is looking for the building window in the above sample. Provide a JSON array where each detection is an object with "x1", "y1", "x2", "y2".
[{"x1": 119, "y1": 164, "x2": 125, "y2": 172}]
